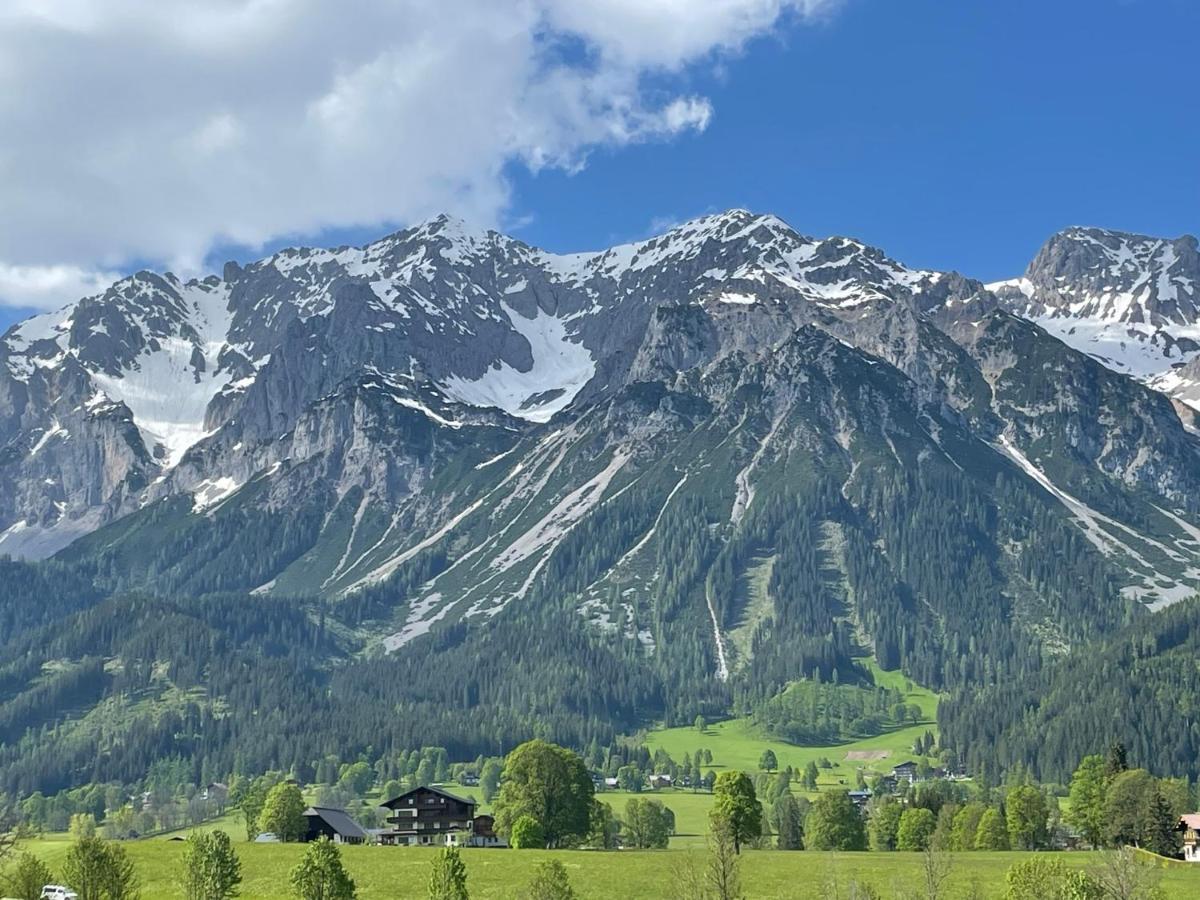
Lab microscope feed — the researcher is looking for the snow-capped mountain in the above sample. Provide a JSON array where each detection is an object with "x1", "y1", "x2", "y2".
[
  {"x1": 0, "y1": 210, "x2": 945, "y2": 556},
  {"x1": 989, "y1": 226, "x2": 1200, "y2": 406},
  {"x1": 4, "y1": 209, "x2": 1200, "y2": 652},
  {"x1": 8, "y1": 209, "x2": 1200, "y2": 795}
]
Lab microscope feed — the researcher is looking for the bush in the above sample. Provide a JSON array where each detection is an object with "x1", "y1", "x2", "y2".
[
  {"x1": 527, "y1": 860, "x2": 577, "y2": 900},
  {"x1": 510, "y1": 815, "x2": 546, "y2": 849}
]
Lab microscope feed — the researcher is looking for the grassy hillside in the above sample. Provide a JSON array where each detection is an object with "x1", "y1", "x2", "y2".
[
  {"x1": 647, "y1": 659, "x2": 939, "y2": 785},
  {"x1": 14, "y1": 842, "x2": 1200, "y2": 900}
]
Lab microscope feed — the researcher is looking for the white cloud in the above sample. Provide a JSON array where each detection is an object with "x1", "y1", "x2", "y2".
[
  {"x1": 0, "y1": 262, "x2": 123, "y2": 311},
  {"x1": 0, "y1": 0, "x2": 840, "y2": 309}
]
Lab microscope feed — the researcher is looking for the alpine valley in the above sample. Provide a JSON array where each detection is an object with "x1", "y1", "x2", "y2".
[{"x1": 4, "y1": 210, "x2": 1200, "y2": 796}]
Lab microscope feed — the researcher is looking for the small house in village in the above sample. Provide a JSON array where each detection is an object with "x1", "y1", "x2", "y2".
[
  {"x1": 891, "y1": 761, "x2": 919, "y2": 784},
  {"x1": 380, "y1": 786, "x2": 476, "y2": 846},
  {"x1": 446, "y1": 814, "x2": 508, "y2": 848},
  {"x1": 1177, "y1": 814, "x2": 1200, "y2": 861},
  {"x1": 302, "y1": 806, "x2": 367, "y2": 845}
]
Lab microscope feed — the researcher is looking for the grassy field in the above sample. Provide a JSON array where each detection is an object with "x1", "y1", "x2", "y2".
[
  {"x1": 646, "y1": 658, "x2": 940, "y2": 793},
  {"x1": 14, "y1": 841, "x2": 1200, "y2": 899}
]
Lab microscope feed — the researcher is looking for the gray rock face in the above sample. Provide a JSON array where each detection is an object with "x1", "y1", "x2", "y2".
[
  {"x1": 0, "y1": 209, "x2": 1198, "y2": 604},
  {"x1": 1016, "y1": 227, "x2": 1200, "y2": 326},
  {"x1": 988, "y1": 226, "x2": 1200, "y2": 402}
]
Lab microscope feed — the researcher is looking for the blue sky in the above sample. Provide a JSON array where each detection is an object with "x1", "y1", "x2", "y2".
[
  {"x1": 1, "y1": 0, "x2": 1197, "y2": 332},
  {"x1": 506, "y1": 0, "x2": 1200, "y2": 278}
]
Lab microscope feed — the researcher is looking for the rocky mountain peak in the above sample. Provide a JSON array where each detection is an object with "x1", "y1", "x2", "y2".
[{"x1": 1001, "y1": 225, "x2": 1200, "y2": 327}]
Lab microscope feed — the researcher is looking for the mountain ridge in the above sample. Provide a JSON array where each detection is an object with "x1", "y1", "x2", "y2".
[{"x1": 5, "y1": 210, "x2": 1200, "y2": 794}]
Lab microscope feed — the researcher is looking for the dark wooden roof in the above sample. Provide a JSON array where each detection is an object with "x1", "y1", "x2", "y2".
[
  {"x1": 304, "y1": 806, "x2": 368, "y2": 839},
  {"x1": 381, "y1": 785, "x2": 476, "y2": 809}
]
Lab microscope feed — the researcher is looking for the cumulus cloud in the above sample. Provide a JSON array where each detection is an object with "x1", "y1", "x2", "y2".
[
  {"x1": 0, "y1": 262, "x2": 124, "y2": 311},
  {"x1": 0, "y1": 0, "x2": 840, "y2": 309}
]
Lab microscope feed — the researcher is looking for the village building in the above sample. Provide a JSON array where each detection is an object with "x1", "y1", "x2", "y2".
[
  {"x1": 1177, "y1": 814, "x2": 1200, "y2": 862},
  {"x1": 446, "y1": 814, "x2": 508, "y2": 848},
  {"x1": 891, "y1": 761, "x2": 919, "y2": 784},
  {"x1": 848, "y1": 789, "x2": 872, "y2": 811},
  {"x1": 302, "y1": 806, "x2": 368, "y2": 845},
  {"x1": 380, "y1": 786, "x2": 476, "y2": 846}
]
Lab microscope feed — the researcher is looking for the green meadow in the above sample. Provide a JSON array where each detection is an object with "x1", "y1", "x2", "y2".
[{"x1": 13, "y1": 842, "x2": 1200, "y2": 899}]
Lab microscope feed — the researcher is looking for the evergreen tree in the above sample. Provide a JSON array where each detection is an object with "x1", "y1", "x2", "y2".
[
  {"x1": 1105, "y1": 743, "x2": 1129, "y2": 780},
  {"x1": 774, "y1": 794, "x2": 804, "y2": 850},
  {"x1": 803, "y1": 761, "x2": 820, "y2": 792},
  {"x1": 1140, "y1": 789, "x2": 1182, "y2": 858}
]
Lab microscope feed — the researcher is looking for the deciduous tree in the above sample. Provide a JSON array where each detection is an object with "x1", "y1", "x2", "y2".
[
  {"x1": 1066, "y1": 755, "x2": 1107, "y2": 849},
  {"x1": 805, "y1": 790, "x2": 867, "y2": 851},
  {"x1": 180, "y1": 829, "x2": 242, "y2": 900},
  {"x1": 974, "y1": 808, "x2": 1009, "y2": 851},
  {"x1": 897, "y1": 807, "x2": 936, "y2": 851},
  {"x1": 1005, "y1": 785, "x2": 1048, "y2": 850},
  {"x1": 710, "y1": 771, "x2": 762, "y2": 854},
  {"x1": 427, "y1": 846, "x2": 468, "y2": 900},
  {"x1": 290, "y1": 837, "x2": 356, "y2": 900},
  {"x1": 3, "y1": 851, "x2": 55, "y2": 900},
  {"x1": 758, "y1": 750, "x2": 778, "y2": 773},
  {"x1": 492, "y1": 741, "x2": 593, "y2": 848},
  {"x1": 260, "y1": 783, "x2": 307, "y2": 843}
]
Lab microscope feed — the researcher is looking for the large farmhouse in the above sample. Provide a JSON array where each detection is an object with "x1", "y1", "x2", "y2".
[{"x1": 380, "y1": 786, "x2": 477, "y2": 846}]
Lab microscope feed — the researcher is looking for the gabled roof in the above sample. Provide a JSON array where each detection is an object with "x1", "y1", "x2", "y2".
[
  {"x1": 381, "y1": 785, "x2": 476, "y2": 809},
  {"x1": 304, "y1": 806, "x2": 368, "y2": 839},
  {"x1": 1179, "y1": 813, "x2": 1200, "y2": 830}
]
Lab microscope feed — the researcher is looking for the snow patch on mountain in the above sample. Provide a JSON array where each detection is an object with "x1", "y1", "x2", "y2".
[{"x1": 441, "y1": 305, "x2": 595, "y2": 423}]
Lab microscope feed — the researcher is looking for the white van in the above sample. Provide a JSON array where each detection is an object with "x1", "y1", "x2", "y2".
[{"x1": 40, "y1": 886, "x2": 79, "y2": 900}]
